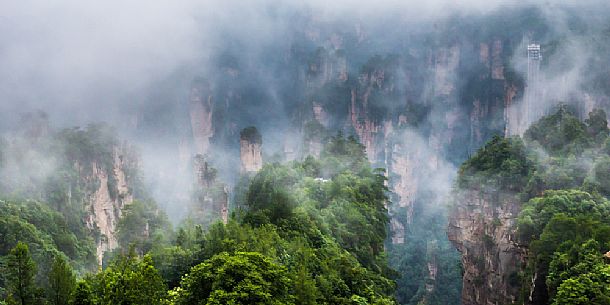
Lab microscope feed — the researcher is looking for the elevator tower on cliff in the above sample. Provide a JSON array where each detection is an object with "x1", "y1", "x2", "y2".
[{"x1": 525, "y1": 43, "x2": 542, "y2": 129}]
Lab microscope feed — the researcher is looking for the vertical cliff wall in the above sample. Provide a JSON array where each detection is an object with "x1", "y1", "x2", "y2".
[
  {"x1": 387, "y1": 138, "x2": 419, "y2": 243},
  {"x1": 434, "y1": 45, "x2": 461, "y2": 97},
  {"x1": 448, "y1": 189, "x2": 525, "y2": 305},
  {"x1": 349, "y1": 91, "x2": 384, "y2": 163}
]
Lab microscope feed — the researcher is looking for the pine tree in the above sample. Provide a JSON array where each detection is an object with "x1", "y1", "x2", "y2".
[
  {"x1": 6, "y1": 242, "x2": 37, "y2": 305},
  {"x1": 293, "y1": 265, "x2": 318, "y2": 305},
  {"x1": 48, "y1": 256, "x2": 76, "y2": 305}
]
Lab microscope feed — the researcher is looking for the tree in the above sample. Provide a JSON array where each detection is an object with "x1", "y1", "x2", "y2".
[
  {"x1": 174, "y1": 252, "x2": 294, "y2": 305},
  {"x1": 5, "y1": 242, "x2": 38, "y2": 305},
  {"x1": 458, "y1": 135, "x2": 532, "y2": 191},
  {"x1": 591, "y1": 157, "x2": 610, "y2": 197},
  {"x1": 153, "y1": 135, "x2": 397, "y2": 304},
  {"x1": 48, "y1": 255, "x2": 76, "y2": 305},
  {"x1": 553, "y1": 263, "x2": 610, "y2": 305},
  {"x1": 91, "y1": 251, "x2": 167, "y2": 305},
  {"x1": 116, "y1": 200, "x2": 171, "y2": 254},
  {"x1": 524, "y1": 107, "x2": 591, "y2": 155},
  {"x1": 70, "y1": 281, "x2": 94, "y2": 305},
  {"x1": 244, "y1": 166, "x2": 296, "y2": 226},
  {"x1": 585, "y1": 108, "x2": 609, "y2": 139},
  {"x1": 518, "y1": 190, "x2": 610, "y2": 243},
  {"x1": 518, "y1": 190, "x2": 610, "y2": 304},
  {"x1": 293, "y1": 264, "x2": 318, "y2": 305}
]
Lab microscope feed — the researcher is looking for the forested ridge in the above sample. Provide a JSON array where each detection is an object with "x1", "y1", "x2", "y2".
[{"x1": 0, "y1": 133, "x2": 396, "y2": 304}]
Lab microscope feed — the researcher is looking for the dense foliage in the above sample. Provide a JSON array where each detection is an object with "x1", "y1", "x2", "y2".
[
  {"x1": 152, "y1": 135, "x2": 396, "y2": 304},
  {"x1": 0, "y1": 199, "x2": 95, "y2": 293},
  {"x1": 458, "y1": 135, "x2": 533, "y2": 191},
  {"x1": 518, "y1": 190, "x2": 610, "y2": 304},
  {"x1": 0, "y1": 124, "x2": 156, "y2": 304},
  {"x1": 115, "y1": 200, "x2": 172, "y2": 256},
  {"x1": 173, "y1": 252, "x2": 293, "y2": 305},
  {"x1": 3, "y1": 4, "x2": 610, "y2": 305}
]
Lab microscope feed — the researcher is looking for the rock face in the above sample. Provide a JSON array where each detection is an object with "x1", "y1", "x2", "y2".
[
  {"x1": 349, "y1": 93, "x2": 384, "y2": 163},
  {"x1": 491, "y1": 39, "x2": 505, "y2": 80},
  {"x1": 346, "y1": 58, "x2": 395, "y2": 164},
  {"x1": 189, "y1": 79, "x2": 214, "y2": 155},
  {"x1": 447, "y1": 189, "x2": 525, "y2": 305},
  {"x1": 307, "y1": 47, "x2": 348, "y2": 88},
  {"x1": 304, "y1": 137, "x2": 323, "y2": 158},
  {"x1": 85, "y1": 145, "x2": 137, "y2": 265},
  {"x1": 240, "y1": 127, "x2": 263, "y2": 174},
  {"x1": 387, "y1": 140, "x2": 419, "y2": 243},
  {"x1": 434, "y1": 45, "x2": 461, "y2": 97},
  {"x1": 504, "y1": 84, "x2": 521, "y2": 137}
]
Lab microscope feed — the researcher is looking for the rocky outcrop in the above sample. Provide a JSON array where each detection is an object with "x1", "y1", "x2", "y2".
[
  {"x1": 422, "y1": 240, "x2": 440, "y2": 302},
  {"x1": 448, "y1": 189, "x2": 525, "y2": 305},
  {"x1": 189, "y1": 79, "x2": 214, "y2": 155},
  {"x1": 85, "y1": 145, "x2": 137, "y2": 265},
  {"x1": 350, "y1": 115, "x2": 383, "y2": 163},
  {"x1": 304, "y1": 137, "x2": 323, "y2": 158},
  {"x1": 389, "y1": 218, "x2": 406, "y2": 244},
  {"x1": 479, "y1": 39, "x2": 505, "y2": 81},
  {"x1": 240, "y1": 127, "x2": 263, "y2": 173},
  {"x1": 386, "y1": 127, "x2": 446, "y2": 245}
]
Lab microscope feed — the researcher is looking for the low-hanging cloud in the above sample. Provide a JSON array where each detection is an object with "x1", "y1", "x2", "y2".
[
  {"x1": 2, "y1": 0, "x2": 610, "y2": 221},
  {"x1": 4, "y1": 0, "x2": 605, "y2": 128}
]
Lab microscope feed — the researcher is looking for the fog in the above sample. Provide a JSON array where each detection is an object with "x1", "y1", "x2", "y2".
[
  {"x1": 3, "y1": 0, "x2": 605, "y2": 126},
  {"x1": 2, "y1": 0, "x2": 610, "y2": 221},
  {"x1": 3, "y1": 2, "x2": 610, "y2": 304}
]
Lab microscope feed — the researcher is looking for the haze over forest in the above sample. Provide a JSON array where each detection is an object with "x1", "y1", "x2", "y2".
[{"x1": 1, "y1": 1, "x2": 610, "y2": 305}]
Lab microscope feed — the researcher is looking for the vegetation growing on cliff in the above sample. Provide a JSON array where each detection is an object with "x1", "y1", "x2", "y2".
[
  {"x1": 458, "y1": 135, "x2": 533, "y2": 192},
  {"x1": 0, "y1": 124, "x2": 163, "y2": 304},
  {"x1": 457, "y1": 108, "x2": 610, "y2": 305},
  {"x1": 518, "y1": 190, "x2": 610, "y2": 304}
]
